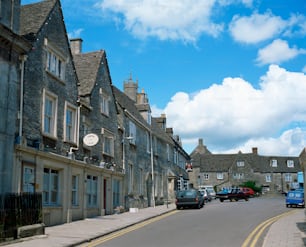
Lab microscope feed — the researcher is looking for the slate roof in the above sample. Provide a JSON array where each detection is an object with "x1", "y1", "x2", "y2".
[
  {"x1": 73, "y1": 50, "x2": 104, "y2": 96},
  {"x1": 20, "y1": 0, "x2": 57, "y2": 37}
]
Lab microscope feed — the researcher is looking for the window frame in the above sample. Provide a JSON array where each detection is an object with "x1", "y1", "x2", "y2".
[
  {"x1": 64, "y1": 102, "x2": 78, "y2": 144},
  {"x1": 129, "y1": 121, "x2": 136, "y2": 145},
  {"x1": 287, "y1": 160, "x2": 294, "y2": 168},
  {"x1": 42, "y1": 89, "x2": 58, "y2": 138},
  {"x1": 102, "y1": 128, "x2": 114, "y2": 157},
  {"x1": 43, "y1": 168, "x2": 59, "y2": 206},
  {"x1": 216, "y1": 172, "x2": 223, "y2": 180},
  {"x1": 270, "y1": 159, "x2": 278, "y2": 167},
  {"x1": 86, "y1": 175, "x2": 98, "y2": 207},
  {"x1": 72, "y1": 175, "x2": 79, "y2": 206}
]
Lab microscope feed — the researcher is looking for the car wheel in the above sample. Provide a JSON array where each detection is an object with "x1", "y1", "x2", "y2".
[
  {"x1": 220, "y1": 199, "x2": 224, "y2": 202},
  {"x1": 176, "y1": 206, "x2": 181, "y2": 210},
  {"x1": 245, "y1": 197, "x2": 249, "y2": 201}
]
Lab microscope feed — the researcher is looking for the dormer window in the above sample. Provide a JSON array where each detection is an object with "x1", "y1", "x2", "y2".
[
  {"x1": 99, "y1": 89, "x2": 110, "y2": 116},
  {"x1": 270, "y1": 159, "x2": 277, "y2": 167},
  {"x1": 287, "y1": 160, "x2": 294, "y2": 168},
  {"x1": 237, "y1": 161, "x2": 244, "y2": 167}
]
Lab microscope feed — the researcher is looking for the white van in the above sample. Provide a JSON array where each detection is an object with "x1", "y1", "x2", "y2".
[{"x1": 199, "y1": 185, "x2": 216, "y2": 199}]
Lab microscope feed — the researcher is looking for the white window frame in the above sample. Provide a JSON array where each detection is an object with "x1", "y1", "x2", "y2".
[
  {"x1": 287, "y1": 160, "x2": 294, "y2": 168},
  {"x1": 270, "y1": 159, "x2": 278, "y2": 167},
  {"x1": 146, "y1": 132, "x2": 150, "y2": 153},
  {"x1": 266, "y1": 174, "x2": 272, "y2": 182},
  {"x1": 129, "y1": 121, "x2": 136, "y2": 145},
  {"x1": 102, "y1": 128, "x2": 114, "y2": 157},
  {"x1": 87, "y1": 175, "x2": 98, "y2": 207},
  {"x1": 216, "y1": 172, "x2": 223, "y2": 180},
  {"x1": 64, "y1": 102, "x2": 77, "y2": 143},
  {"x1": 42, "y1": 89, "x2": 58, "y2": 138},
  {"x1": 72, "y1": 175, "x2": 79, "y2": 206},
  {"x1": 22, "y1": 165, "x2": 35, "y2": 193},
  {"x1": 285, "y1": 173, "x2": 292, "y2": 182},
  {"x1": 237, "y1": 161, "x2": 245, "y2": 167},
  {"x1": 45, "y1": 40, "x2": 66, "y2": 81},
  {"x1": 43, "y1": 168, "x2": 59, "y2": 205},
  {"x1": 233, "y1": 173, "x2": 244, "y2": 179},
  {"x1": 203, "y1": 173, "x2": 209, "y2": 180},
  {"x1": 166, "y1": 144, "x2": 170, "y2": 161},
  {"x1": 100, "y1": 89, "x2": 110, "y2": 116}
]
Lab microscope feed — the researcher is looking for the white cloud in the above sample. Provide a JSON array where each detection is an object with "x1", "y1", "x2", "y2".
[
  {"x1": 303, "y1": 66, "x2": 306, "y2": 73},
  {"x1": 229, "y1": 12, "x2": 286, "y2": 44},
  {"x1": 256, "y1": 39, "x2": 306, "y2": 65},
  {"x1": 152, "y1": 65, "x2": 306, "y2": 155},
  {"x1": 68, "y1": 28, "x2": 84, "y2": 39},
  {"x1": 96, "y1": 0, "x2": 223, "y2": 43}
]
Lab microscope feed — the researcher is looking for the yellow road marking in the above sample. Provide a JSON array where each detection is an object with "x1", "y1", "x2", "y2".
[
  {"x1": 241, "y1": 210, "x2": 297, "y2": 247},
  {"x1": 81, "y1": 210, "x2": 178, "y2": 247}
]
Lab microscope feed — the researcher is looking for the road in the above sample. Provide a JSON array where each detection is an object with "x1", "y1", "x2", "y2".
[{"x1": 84, "y1": 196, "x2": 291, "y2": 247}]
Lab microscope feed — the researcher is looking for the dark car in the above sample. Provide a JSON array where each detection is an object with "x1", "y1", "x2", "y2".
[
  {"x1": 216, "y1": 188, "x2": 249, "y2": 202},
  {"x1": 175, "y1": 189, "x2": 204, "y2": 209}
]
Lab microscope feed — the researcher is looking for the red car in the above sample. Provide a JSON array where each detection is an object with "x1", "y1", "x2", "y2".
[{"x1": 242, "y1": 187, "x2": 255, "y2": 197}]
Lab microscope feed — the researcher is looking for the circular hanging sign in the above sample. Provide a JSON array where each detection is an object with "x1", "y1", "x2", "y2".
[{"x1": 83, "y1": 133, "x2": 99, "y2": 146}]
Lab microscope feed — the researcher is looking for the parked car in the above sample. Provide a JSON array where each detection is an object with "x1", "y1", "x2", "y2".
[
  {"x1": 242, "y1": 187, "x2": 255, "y2": 197},
  {"x1": 199, "y1": 188, "x2": 212, "y2": 202},
  {"x1": 175, "y1": 189, "x2": 204, "y2": 209},
  {"x1": 199, "y1": 185, "x2": 216, "y2": 199},
  {"x1": 286, "y1": 190, "x2": 305, "y2": 208},
  {"x1": 216, "y1": 188, "x2": 249, "y2": 202}
]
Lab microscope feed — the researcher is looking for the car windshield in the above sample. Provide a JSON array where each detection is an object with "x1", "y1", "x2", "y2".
[{"x1": 177, "y1": 190, "x2": 196, "y2": 197}]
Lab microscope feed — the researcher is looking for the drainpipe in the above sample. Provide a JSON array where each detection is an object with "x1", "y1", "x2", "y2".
[{"x1": 18, "y1": 55, "x2": 27, "y2": 142}]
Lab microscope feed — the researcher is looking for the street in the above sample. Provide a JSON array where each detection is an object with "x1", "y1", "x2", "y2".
[{"x1": 81, "y1": 196, "x2": 292, "y2": 247}]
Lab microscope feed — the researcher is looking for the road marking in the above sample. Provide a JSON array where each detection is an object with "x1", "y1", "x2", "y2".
[
  {"x1": 241, "y1": 210, "x2": 298, "y2": 247},
  {"x1": 80, "y1": 210, "x2": 178, "y2": 247}
]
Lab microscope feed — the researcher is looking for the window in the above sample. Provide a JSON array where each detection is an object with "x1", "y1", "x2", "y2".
[
  {"x1": 287, "y1": 160, "x2": 294, "y2": 168},
  {"x1": 43, "y1": 168, "x2": 59, "y2": 205},
  {"x1": 146, "y1": 132, "x2": 150, "y2": 153},
  {"x1": 64, "y1": 102, "x2": 77, "y2": 143},
  {"x1": 173, "y1": 150, "x2": 178, "y2": 164},
  {"x1": 270, "y1": 159, "x2": 278, "y2": 167},
  {"x1": 285, "y1": 173, "x2": 292, "y2": 182},
  {"x1": 72, "y1": 175, "x2": 79, "y2": 206},
  {"x1": 46, "y1": 49, "x2": 65, "y2": 80},
  {"x1": 22, "y1": 165, "x2": 35, "y2": 193},
  {"x1": 129, "y1": 121, "x2": 136, "y2": 144},
  {"x1": 100, "y1": 90, "x2": 110, "y2": 116},
  {"x1": 102, "y1": 128, "x2": 114, "y2": 156},
  {"x1": 87, "y1": 175, "x2": 98, "y2": 207},
  {"x1": 139, "y1": 168, "x2": 143, "y2": 195},
  {"x1": 128, "y1": 164, "x2": 133, "y2": 194},
  {"x1": 216, "y1": 172, "x2": 223, "y2": 180},
  {"x1": 233, "y1": 173, "x2": 244, "y2": 179},
  {"x1": 113, "y1": 179, "x2": 121, "y2": 207},
  {"x1": 237, "y1": 161, "x2": 245, "y2": 167},
  {"x1": 42, "y1": 89, "x2": 58, "y2": 137},
  {"x1": 203, "y1": 173, "x2": 209, "y2": 180},
  {"x1": 166, "y1": 144, "x2": 170, "y2": 161},
  {"x1": 266, "y1": 174, "x2": 272, "y2": 182}
]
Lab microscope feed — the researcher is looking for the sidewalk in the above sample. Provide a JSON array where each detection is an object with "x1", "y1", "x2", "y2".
[{"x1": 3, "y1": 204, "x2": 305, "y2": 247}]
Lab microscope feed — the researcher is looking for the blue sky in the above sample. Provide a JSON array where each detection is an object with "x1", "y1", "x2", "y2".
[{"x1": 21, "y1": 0, "x2": 306, "y2": 156}]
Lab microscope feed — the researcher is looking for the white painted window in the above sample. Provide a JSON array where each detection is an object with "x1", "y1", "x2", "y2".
[
  {"x1": 46, "y1": 49, "x2": 65, "y2": 80},
  {"x1": 270, "y1": 159, "x2": 278, "y2": 167},
  {"x1": 129, "y1": 121, "x2": 136, "y2": 144},
  {"x1": 237, "y1": 161, "x2": 245, "y2": 167},
  {"x1": 287, "y1": 160, "x2": 294, "y2": 168},
  {"x1": 42, "y1": 89, "x2": 58, "y2": 138},
  {"x1": 216, "y1": 172, "x2": 223, "y2": 180},
  {"x1": 43, "y1": 168, "x2": 59, "y2": 205},
  {"x1": 87, "y1": 175, "x2": 98, "y2": 207},
  {"x1": 64, "y1": 102, "x2": 77, "y2": 143},
  {"x1": 72, "y1": 175, "x2": 79, "y2": 206},
  {"x1": 266, "y1": 174, "x2": 272, "y2": 182},
  {"x1": 285, "y1": 173, "x2": 292, "y2": 182},
  {"x1": 100, "y1": 91, "x2": 110, "y2": 116},
  {"x1": 102, "y1": 129, "x2": 114, "y2": 157}
]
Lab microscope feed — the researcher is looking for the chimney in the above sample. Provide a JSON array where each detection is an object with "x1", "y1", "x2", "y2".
[
  {"x1": 252, "y1": 147, "x2": 258, "y2": 154},
  {"x1": 124, "y1": 74, "x2": 138, "y2": 102},
  {"x1": 70, "y1": 38, "x2": 83, "y2": 54},
  {"x1": 199, "y1": 138, "x2": 203, "y2": 146}
]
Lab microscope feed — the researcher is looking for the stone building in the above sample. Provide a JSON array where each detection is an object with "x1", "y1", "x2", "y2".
[
  {"x1": 0, "y1": 0, "x2": 31, "y2": 194},
  {"x1": 190, "y1": 139, "x2": 301, "y2": 193}
]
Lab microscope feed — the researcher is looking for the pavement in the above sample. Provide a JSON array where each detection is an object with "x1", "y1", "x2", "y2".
[{"x1": 2, "y1": 203, "x2": 305, "y2": 247}]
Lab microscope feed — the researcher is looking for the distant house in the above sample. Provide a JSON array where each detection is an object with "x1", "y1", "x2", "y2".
[{"x1": 190, "y1": 139, "x2": 301, "y2": 193}]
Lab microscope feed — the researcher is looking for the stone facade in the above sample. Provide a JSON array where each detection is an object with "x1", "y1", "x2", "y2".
[{"x1": 190, "y1": 139, "x2": 302, "y2": 194}]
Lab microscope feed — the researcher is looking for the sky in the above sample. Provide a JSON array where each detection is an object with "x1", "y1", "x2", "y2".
[{"x1": 21, "y1": 0, "x2": 306, "y2": 157}]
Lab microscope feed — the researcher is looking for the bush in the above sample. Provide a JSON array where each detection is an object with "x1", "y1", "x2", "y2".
[{"x1": 240, "y1": 181, "x2": 262, "y2": 194}]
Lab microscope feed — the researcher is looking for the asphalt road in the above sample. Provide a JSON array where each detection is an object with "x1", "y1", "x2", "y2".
[{"x1": 89, "y1": 196, "x2": 290, "y2": 247}]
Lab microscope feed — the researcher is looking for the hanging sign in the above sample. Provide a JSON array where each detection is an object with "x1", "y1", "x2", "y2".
[{"x1": 83, "y1": 133, "x2": 99, "y2": 146}]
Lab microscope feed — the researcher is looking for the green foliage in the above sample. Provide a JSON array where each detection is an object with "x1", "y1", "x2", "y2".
[{"x1": 240, "y1": 180, "x2": 262, "y2": 193}]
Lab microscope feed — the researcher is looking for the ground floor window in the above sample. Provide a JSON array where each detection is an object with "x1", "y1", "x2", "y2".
[
  {"x1": 43, "y1": 168, "x2": 59, "y2": 205},
  {"x1": 87, "y1": 175, "x2": 98, "y2": 207},
  {"x1": 72, "y1": 175, "x2": 79, "y2": 206},
  {"x1": 113, "y1": 179, "x2": 121, "y2": 207}
]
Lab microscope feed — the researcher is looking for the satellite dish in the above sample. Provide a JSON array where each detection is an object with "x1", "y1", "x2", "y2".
[{"x1": 83, "y1": 133, "x2": 99, "y2": 146}]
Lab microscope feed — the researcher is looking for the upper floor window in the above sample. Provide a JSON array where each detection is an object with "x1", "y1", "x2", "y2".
[
  {"x1": 270, "y1": 159, "x2": 278, "y2": 167},
  {"x1": 129, "y1": 121, "x2": 136, "y2": 145},
  {"x1": 166, "y1": 144, "x2": 170, "y2": 161},
  {"x1": 216, "y1": 172, "x2": 223, "y2": 180},
  {"x1": 64, "y1": 102, "x2": 77, "y2": 143},
  {"x1": 146, "y1": 132, "x2": 150, "y2": 153},
  {"x1": 287, "y1": 160, "x2": 294, "y2": 168},
  {"x1": 237, "y1": 161, "x2": 245, "y2": 167},
  {"x1": 42, "y1": 89, "x2": 58, "y2": 138},
  {"x1": 100, "y1": 89, "x2": 110, "y2": 116},
  {"x1": 203, "y1": 173, "x2": 209, "y2": 180},
  {"x1": 101, "y1": 128, "x2": 114, "y2": 157},
  {"x1": 44, "y1": 38, "x2": 66, "y2": 81}
]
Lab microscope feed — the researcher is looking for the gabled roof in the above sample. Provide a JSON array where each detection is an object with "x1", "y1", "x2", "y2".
[
  {"x1": 73, "y1": 50, "x2": 104, "y2": 96},
  {"x1": 20, "y1": 0, "x2": 57, "y2": 37}
]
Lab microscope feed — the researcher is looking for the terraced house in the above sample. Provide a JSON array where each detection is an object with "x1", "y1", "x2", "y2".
[
  {"x1": 1, "y1": 0, "x2": 190, "y2": 228},
  {"x1": 189, "y1": 139, "x2": 302, "y2": 194}
]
